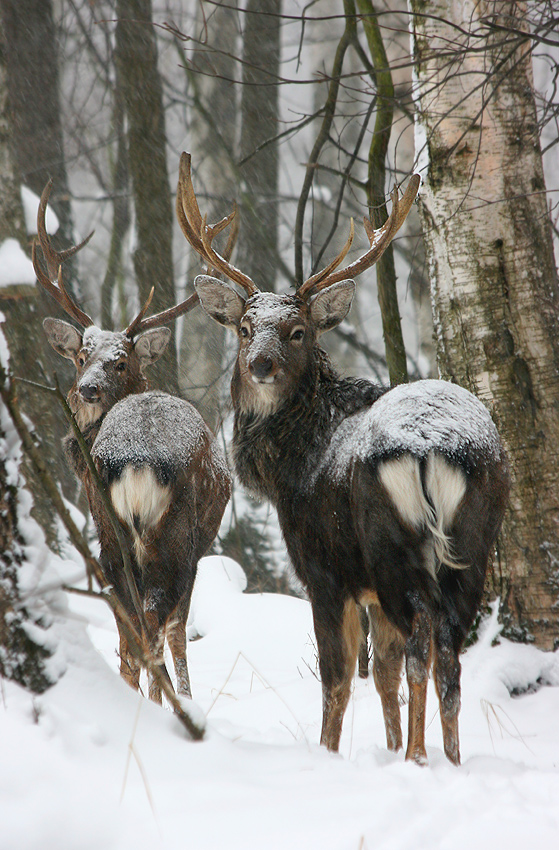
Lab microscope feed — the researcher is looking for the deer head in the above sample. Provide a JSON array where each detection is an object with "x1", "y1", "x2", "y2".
[
  {"x1": 33, "y1": 180, "x2": 202, "y2": 428},
  {"x1": 175, "y1": 152, "x2": 420, "y2": 415}
]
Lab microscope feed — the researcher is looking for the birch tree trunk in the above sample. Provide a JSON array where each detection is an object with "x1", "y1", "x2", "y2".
[{"x1": 410, "y1": 1, "x2": 559, "y2": 647}]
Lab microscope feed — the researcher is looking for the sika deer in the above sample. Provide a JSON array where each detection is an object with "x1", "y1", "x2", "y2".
[
  {"x1": 34, "y1": 180, "x2": 231, "y2": 702},
  {"x1": 177, "y1": 152, "x2": 510, "y2": 764}
]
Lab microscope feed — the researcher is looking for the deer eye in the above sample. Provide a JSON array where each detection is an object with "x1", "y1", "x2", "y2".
[
  {"x1": 115, "y1": 361, "x2": 127, "y2": 372},
  {"x1": 239, "y1": 324, "x2": 251, "y2": 340},
  {"x1": 77, "y1": 353, "x2": 86, "y2": 367},
  {"x1": 290, "y1": 327, "x2": 305, "y2": 342}
]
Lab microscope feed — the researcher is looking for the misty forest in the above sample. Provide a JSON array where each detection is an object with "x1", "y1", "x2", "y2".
[{"x1": 1, "y1": 2, "x2": 559, "y2": 849}]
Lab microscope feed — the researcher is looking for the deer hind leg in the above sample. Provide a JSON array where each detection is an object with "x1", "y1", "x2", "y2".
[
  {"x1": 167, "y1": 597, "x2": 192, "y2": 699},
  {"x1": 358, "y1": 607, "x2": 370, "y2": 678},
  {"x1": 313, "y1": 597, "x2": 362, "y2": 752},
  {"x1": 432, "y1": 612, "x2": 463, "y2": 765},
  {"x1": 404, "y1": 606, "x2": 432, "y2": 765},
  {"x1": 368, "y1": 603, "x2": 405, "y2": 753}
]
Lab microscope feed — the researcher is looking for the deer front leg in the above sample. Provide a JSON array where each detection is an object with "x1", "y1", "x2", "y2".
[
  {"x1": 117, "y1": 620, "x2": 141, "y2": 691},
  {"x1": 404, "y1": 607, "x2": 432, "y2": 765},
  {"x1": 143, "y1": 600, "x2": 173, "y2": 705},
  {"x1": 313, "y1": 597, "x2": 362, "y2": 752},
  {"x1": 369, "y1": 603, "x2": 405, "y2": 753}
]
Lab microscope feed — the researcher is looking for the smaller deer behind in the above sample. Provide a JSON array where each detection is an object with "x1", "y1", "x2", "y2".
[
  {"x1": 176, "y1": 152, "x2": 511, "y2": 764},
  {"x1": 34, "y1": 181, "x2": 231, "y2": 702}
]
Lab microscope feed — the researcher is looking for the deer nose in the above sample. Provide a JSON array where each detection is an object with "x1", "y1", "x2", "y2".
[
  {"x1": 249, "y1": 355, "x2": 275, "y2": 381},
  {"x1": 79, "y1": 383, "x2": 99, "y2": 402}
]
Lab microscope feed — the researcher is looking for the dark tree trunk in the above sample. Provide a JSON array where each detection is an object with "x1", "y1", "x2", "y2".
[
  {"x1": 0, "y1": 364, "x2": 53, "y2": 694},
  {"x1": 115, "y1": 0, "x2": 178, "y2": 393},
  {"x1": 0, "y1": 0, "x2": 78, "y2": 296},
  {"x1": 238, "y1": 0, "x2": 281, "y2": 292},
  {"x1": 358, "y1": 0, "x2": 408, "y2": 386},
  {"x1": 178, "y1": 1, "x2": 238, "y2": 430},
  {"x1": 0, "y1": 10, "x2": 78, "y2": 545}
]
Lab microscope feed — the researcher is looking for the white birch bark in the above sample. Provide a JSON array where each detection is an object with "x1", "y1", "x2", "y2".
[{"x1": 411, "y1": 0, "x2": 559, "y2": 646}]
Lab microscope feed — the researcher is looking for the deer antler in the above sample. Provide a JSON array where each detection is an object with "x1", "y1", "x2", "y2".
[
  {"x1": 176, "y1": 152, "x2": 257, "y2": 297},
  {"x1": 124, "y1": 286, "x2": 200, "y2": 337},
  {"x1": 34, "y1": 178, "x2": 203, "y2": 338},
  {"x1": 33, "y1": 179, "x2": 95, "y2": 328},
  {"x1": 297, "y1": 174, "x2": 421, "y2": 300}
]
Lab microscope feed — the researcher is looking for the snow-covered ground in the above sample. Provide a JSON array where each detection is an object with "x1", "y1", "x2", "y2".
[{"x1": 2, "y1": 546, "x2": 559, "y2": 850}]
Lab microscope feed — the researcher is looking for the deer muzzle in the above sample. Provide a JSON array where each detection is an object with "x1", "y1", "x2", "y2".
[
  {"x1": 79, "y1": 382, "x2": 100, "y2": 402},
  {"x1": 248, "y1": 354, "x2": 277, "y2": 383}
]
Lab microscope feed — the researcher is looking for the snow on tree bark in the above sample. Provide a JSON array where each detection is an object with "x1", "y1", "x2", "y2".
[
  {"x1": 0, "y1": 348, "x2": 53, "y2": 693},
  {"x1": 410, "y1": 0, "x2": 559, "y2": 647}
]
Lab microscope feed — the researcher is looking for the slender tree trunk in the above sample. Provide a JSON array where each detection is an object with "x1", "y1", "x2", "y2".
[
  {"x1": 238, "y1": 0, "x2": 281, "y2": 291},
  {"x1": 115, "y1": 0, "x2": 177, "y2": 393},
  {"x1": 358, "y1": 0, "x2": 408, "y2": 386},
  {"x1": 411, "y1": 0, "x2": 559, "y2": 647},
  {"x1": 177, "y1": 2, "x2": 238, "y2": 430},
  {"x1": 0, "y1": 13, "x2": 76, "y2": 545},
  {"x1": 0, "y1": 0, "x2": 78, "y2": 296},
  {"x1": 101, "y1": 70, "x2": 130, "y2": 331},
  {"x1": 0, "y1": 21, "x2": 26, "y2": 249},
  {"x1": 307, "y1": 1, "x2": 366, "y2": 377}
]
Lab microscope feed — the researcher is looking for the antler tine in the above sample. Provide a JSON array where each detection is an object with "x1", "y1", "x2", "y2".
[
  {"x1": 37, "y1": 179, "x2": 94, "y2": 277},
  {"x1": 125, "y1": 289, "x2": 200, "y2": 337},
  {"x1": 177, "y1": 152, "x2": 257, "y2": 297},
  {"x1": 203, "y1": 204, "x2": 239, "y2": 278},
  {"x1": 221, "y1": 202, "x2": 240, "y2": 264},
  {"x1": 199, "y1": 214, "x2": 258, "y2": 296},
  {"x1": 176, "y1": 155, "x2": 206, "y2": 257},
  {"x1": 298, "y1": 174, "x2": 421, "y2": 300},
  {"x1": 297, "y1": 220, "x2": 355, "y2": 298},
  {"x1": 124, "y1": 286, "x2": 155, "y2": 337},
  {"x1": 33, "y1": 180, "x2": 95, "y2": 328}
]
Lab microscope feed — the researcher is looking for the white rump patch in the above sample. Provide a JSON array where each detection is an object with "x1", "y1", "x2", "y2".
[
  {"x1": 110, "y1": 466, "x2": 172, "y2": 565},
  {"x1": 378, "y1": 453, "x2": 467, "y2": 574}
]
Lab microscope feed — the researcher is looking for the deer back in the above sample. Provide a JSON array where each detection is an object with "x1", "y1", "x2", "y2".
[{"x1": 87, "y1": 390, "x2": 231, "y2": 575}]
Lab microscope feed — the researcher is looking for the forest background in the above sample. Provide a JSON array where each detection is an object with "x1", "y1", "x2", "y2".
[{"x1": 1, "y1": 0, "x2": 559, "y2": 699}]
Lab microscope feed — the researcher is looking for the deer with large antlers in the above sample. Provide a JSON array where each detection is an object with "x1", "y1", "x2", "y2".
[
  {"x1": 177, "y1": 152, "x2": 510, "y2": 764},
  {"x1": 34, "y1": 179, "x2": 231, "y2": 703}
]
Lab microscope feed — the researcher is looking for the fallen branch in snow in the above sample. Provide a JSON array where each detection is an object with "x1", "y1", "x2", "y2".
[{"x1": 0, "y1": 365, "x2": 205, "y2": 741}]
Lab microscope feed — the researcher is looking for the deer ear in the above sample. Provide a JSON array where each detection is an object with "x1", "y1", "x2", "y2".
[
  {"x1": 308, "y1": 280, "x2": 355, "y2": 335},
  {"x1": 195, "y1": 275, "x2": 246, "y2": 329},
  {"x1": 43, "y1": 318, "x2": 83, "y2": 360},
  {"x1": 134, "y1": 327, "x2": 171, "y2": 367}
]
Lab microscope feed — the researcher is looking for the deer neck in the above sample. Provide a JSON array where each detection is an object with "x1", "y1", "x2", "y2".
[
  {"x1": 231, "y1": 347, "x2": 383, "y2": 503},
  {"x1": 63, "y1": 388, "x2": 108, "y2": 481}
]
